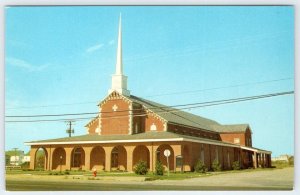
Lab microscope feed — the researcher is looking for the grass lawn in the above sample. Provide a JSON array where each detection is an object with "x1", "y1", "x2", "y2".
[
  {"x1": 6, "y1": 169, "x2": 213, "y2": 180},
  {"x1": 6, "y1": 166, "x2": 291, "y2": 181}
]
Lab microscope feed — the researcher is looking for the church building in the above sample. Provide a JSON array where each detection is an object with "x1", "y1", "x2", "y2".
[{"x1": 25, "y1": 16, "x2": 272, "y2": 172}]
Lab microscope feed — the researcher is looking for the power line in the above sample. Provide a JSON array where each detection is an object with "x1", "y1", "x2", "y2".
[
  {"x1": 5, "y1": 91, "x2": 294, "y2": 123},
  {"x1": 5, "y1": 77, "x2": 293, "y2": 110},
  {"x1": 6, "y1": 91, "x2": 294, "y2": 118},
  {"x1": 146, "y1": 77, "x2": 293, "y2": 98}
]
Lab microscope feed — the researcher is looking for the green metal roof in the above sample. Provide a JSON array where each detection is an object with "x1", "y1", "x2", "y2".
[
  {"x1": 26, "y1": 131, "x2": 271, "y2": 153},
  {"x1": 129, "y1": 95, "x2": 220, "y2": 131},
  {"x1": 26, "y1": 131, "x2": 235, "y2": 147},
  {"x1": 129, "y1": 95, "x2": 249, "y2": 133},
  {"x1": 211, "y1": 124, "x2": 250, "y2": 133}
]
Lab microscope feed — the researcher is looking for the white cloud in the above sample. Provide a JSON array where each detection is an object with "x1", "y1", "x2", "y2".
[
  {"x1": 108, "y1": 40, "x2": 115, "y2": 45},
  {"x1": 86, "y1": 43, "x2": 104, "y2": 53},
  {"x1": 6, "y1": 57, "x2": 48, "y2": 72}
]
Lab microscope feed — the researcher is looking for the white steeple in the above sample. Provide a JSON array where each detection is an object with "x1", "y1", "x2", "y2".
[{"x1": 108, "y1": 14, "x2": 130, "y2": 96}]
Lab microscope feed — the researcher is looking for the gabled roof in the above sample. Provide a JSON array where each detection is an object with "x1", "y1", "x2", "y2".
[
  {"x1": 92, "y1": 91, "x2": 250, "y2": 134},
  {"x1": 129, "y1": 95, "x2": 220, "y2": 131}
]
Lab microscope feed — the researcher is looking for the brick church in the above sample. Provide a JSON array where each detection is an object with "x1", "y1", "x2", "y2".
[{"x1": 26, "y1": 16, "x2": 271, "y2": 172}]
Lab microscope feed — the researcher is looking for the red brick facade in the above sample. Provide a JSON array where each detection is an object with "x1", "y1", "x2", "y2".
[
  {"x1": 220, "y1": 128, "x2": 252, "y2": 146},
  {"x1": 100, "y1": 98, "x2": 130, "y2": 135}
]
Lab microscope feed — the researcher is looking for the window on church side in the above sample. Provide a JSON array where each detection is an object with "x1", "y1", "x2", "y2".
[
  {"x1": 150, "y1": 123, "x2": 157, "y2": 131},
  {"x1": 215, "y1": 147, "x2": 219, "y2": 162},
  {"x1": 234, "y1": 138, "x2": 240, "y2": 144},
  {"x1": 227, "y1": 151, "x2": 230, "y2": 167},
  {"x1": 201, "y1": 144, "x2": 205, "y2": 162},
  {"x1": 156, "y1": 149, "x2": 161, "y2": 162},
  {"x1": 135, "y1": 123, "x2": 139, "y2": 134}
]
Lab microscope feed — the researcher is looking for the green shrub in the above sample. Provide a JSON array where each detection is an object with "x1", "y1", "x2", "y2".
[
  {"x1": 134, "y1": 160, "x2": 148, "y2": 175},
  {"x1": 212, "y1": 159, "x2": 222, "y2": 172},
  {"x1": 194, "y1": 159, "x2": 207, "y2": 173},
  {"x1": 232, "y1": 161, "x2": 241, "y2": 170},
  {"x1": 64, "y1": 170, "x2": 70, "y2": 175},
  {"x1": 155, "y1": 161, "x2": 164, "y2": 176}
]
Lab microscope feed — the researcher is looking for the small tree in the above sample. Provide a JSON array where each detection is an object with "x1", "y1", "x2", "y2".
[
  {"x1": 194, "y1": 159, "x2": 207, "y2": 173},
  {"x1": 232, "y1": 161, "x2": 241, "y2": 170},
  {"x1": 212, "y1": 159, "x2": 222, "y2": 172},
  {"x1": 134, "y1": 160, "x2": 148, "y2": 175},
  {"x1": 155, "y1": 161, "x2": 164, "y2": 175}
]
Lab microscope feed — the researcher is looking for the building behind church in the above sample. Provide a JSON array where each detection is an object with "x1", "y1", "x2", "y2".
[{"x1": 25, "y1": 16, "x2": 272, "y2": 172}]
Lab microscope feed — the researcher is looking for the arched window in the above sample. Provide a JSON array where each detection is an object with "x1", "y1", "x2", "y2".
[
  {"x1": 72, "y1": 147, "x2": 84, "y2": 168},
  {"x1": 111, "y1": 147, "x2": 119, "y2": 168},
  {"x1": 156, "y1": 149, "x2": 161, "y2": 162},
  {"x1": 150, "y1": 123, "x2": 157, "y2": 131}
]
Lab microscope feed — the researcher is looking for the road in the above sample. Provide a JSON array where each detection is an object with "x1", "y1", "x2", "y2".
[{"x1": 6, "y1": 167, "x2": 294, "y2": 191}]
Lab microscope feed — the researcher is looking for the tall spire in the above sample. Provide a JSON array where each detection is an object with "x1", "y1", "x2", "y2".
[
  {"x1": 108, "y1": 14, "x2": 130, "y2": 96},
  {"x1": 116, "y1": 13, "x2": 122, "y2": 75}
]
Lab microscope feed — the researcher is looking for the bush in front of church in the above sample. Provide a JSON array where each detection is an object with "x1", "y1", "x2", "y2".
[
  {"x1": 155, "y1": 161, "x2": 164, "y2": 175},
  {"x1": 194, "y1": 159, "x2": 207, "y2": 173},
  {"x1": 212, "y1": 159, "x2": 222, "y2": 171},
  {"x1": 232, "y1": 161, "x2": 241, "y2": 170},
  {"x1": 134, "y1": 160, "x2": 148, "y2": 175}
]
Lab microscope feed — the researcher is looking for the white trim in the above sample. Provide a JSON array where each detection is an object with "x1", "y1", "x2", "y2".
[
  {"x1": 26, "y1": 137, "x2": 239, "y2": 148},
  {"x1": 98, "y1": 108, "x2": 102, "y2": 135},
  {"x1": 25, "y1": 138, "x2": 184, "y2": 146},
  {"x1": 128, "y1": 103, "x2": 133, "y2": 135}
]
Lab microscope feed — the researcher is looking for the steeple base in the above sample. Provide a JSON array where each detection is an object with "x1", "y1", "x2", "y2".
[
  {"x1": 108, "y1": 88, "x2": 130, "y2": 96},
  {"x1": 108, "y1": 74, "x2": 130, "y2": 96}
]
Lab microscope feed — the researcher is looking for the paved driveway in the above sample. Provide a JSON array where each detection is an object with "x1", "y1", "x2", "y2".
[{"x1": 150, "y1": 167, "x2": 294, "y2": 190}]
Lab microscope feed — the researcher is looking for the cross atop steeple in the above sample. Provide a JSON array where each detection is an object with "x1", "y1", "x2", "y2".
[{"x1": 108, "y1": 14, "x2": 130, "y2": 96}]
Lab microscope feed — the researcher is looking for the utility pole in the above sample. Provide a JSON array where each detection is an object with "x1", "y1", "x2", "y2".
[
  {"x1": 12, "y1": 147, "x2": 18, "y2": 166},
  {"x1": 65, "y1": 120, "x2": 75, "y2": 137}
]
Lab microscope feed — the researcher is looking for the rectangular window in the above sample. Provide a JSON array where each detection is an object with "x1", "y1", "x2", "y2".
[
  {"x1": 234, "y1": 138, "x2": 240, "y2": 144},
  {"x1": 227, "y1": 152, "x2": 230, "y2": 167},
  {"x1": 176, "y1": 156, "x2": 183, "y2": 167}
]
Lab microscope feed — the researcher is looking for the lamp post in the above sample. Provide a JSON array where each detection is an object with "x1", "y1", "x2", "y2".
[{"x1": 60, "y1": 155, "x2": 63, "y2": 173}]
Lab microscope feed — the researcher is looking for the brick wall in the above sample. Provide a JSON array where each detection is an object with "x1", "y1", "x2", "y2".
[
  {"x1": 144, "y1": 114, "x2": 165, "y2": 132},
  {"x1": 101, "y1": 98, "x2": 130, "y2": 135},
  {"x1": 220, "y1": 133, "x2": 246, "y2": 146}
]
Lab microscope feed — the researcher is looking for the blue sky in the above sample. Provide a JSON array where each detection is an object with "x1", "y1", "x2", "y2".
[{"x1": 5, "y1": 6, "x2": 294, "y2": 157}]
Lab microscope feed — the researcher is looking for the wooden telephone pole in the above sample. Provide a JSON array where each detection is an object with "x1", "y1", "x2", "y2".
[{"x1": 65, "y1": 121, "x2": 75, "y2": 137}]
